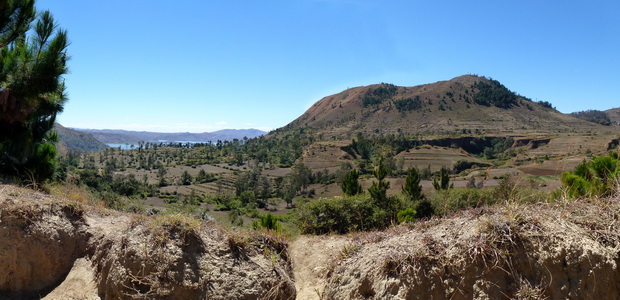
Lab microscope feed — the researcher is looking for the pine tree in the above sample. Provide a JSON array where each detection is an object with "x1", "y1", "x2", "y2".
[
  {"x1": 368, "y1": 160, "x2": 390, "y2": 203},
  {"x1": 432, "y1": 166, "x2": 453, "y2": 190},
  {"x1": 341, "y1": 169, "x2": 362, "y2": 196},
  {"x1": 402, "y1": 167, "x2": 423, "y2": 201},
  {"x1": 0, "y1": 1, "x2": 69, "y2": 181},
  {"x1": 181, "y1": 170, "x2": 192, "y2": 185}
]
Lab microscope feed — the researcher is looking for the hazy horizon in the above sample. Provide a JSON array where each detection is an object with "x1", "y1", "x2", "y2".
[{"x1": 69, "y1": 126, "x2": 268, "y2": 134}]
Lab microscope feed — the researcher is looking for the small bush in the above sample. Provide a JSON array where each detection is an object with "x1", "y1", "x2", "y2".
[
  {"x1": 296, "y1": 194, "x2": 407, "y2": 234},
  {"x1": 397, "y1": 208, "x2": 416, "y2": 223},
  {"x1": 431, "y1": 188, "x2": 496, "y2": 215},
  {"x1": 414, "y1": 199, "x2": 435, "y2": 219},
  {"x1": 561, "y1": 152, "x2": 620, "y2": 198},
  {"x1": 252, "y1": 213, "x2": 282, "y2": 231}
]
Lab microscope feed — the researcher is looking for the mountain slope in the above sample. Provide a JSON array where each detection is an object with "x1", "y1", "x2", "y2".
[
  {"x1": 53, "y1": 123, "x2": 107, "y2": 153},
  {"x1": 283, "y1": 75, "x2": 607, "y2": 138},
  {"x1": 606, "y1": 107, "x2": 620, "y2": 125}
]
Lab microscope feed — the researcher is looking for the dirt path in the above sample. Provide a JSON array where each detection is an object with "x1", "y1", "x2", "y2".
[{"x1": 289, "y1": 235, "x2": 349, "y2": 300}]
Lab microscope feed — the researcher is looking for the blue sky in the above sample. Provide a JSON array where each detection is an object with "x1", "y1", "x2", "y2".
[{"x1": 38, "y1": 0, "x2": 620, "y2": 132}]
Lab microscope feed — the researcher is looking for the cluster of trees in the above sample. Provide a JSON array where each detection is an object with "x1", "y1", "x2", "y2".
[
  {"x1": 77, "y1": 167, "x2": 157, "y2": 209},
  {"x1": 571, "y1": 110, "x2": 612, "y2": 126},
  {"x1": 362, "y1": 84, "x2": 398, "y2": 107},
  {"x1": 452, "y1": 159, "x2": 491, "y2": 174},
  {"x1": 97, "y1": 127, "x2": 316, "y2": 171},
  {"x1": 482, "y1": 137, "x2": 515, "y2": 159},
  {"x1": 233, "y1": 167, "x2": 273, "y2": 208},
  {"x1": 537, "y1": 100, "x2": 555, "y2": 109},
  {"x1": 230, "y1": 160, "x2": 339, "y2": 211},
  {"x1": 346, "y1": 133, "x2": 418, "y2": 161},
  {"x1": 0, "y1": 0, "x2": 69, "y2": 182},
  {"x1": 472, "y1": 79, "x2": 518, "y2": 109},
  {"x1": 394, "y1": 96, "x2": 423, "y2": 112},
  {"x1": 297, "y1": 163, "x2": 435, "y2": 234},
  {"x1": 240, "y1": 128, "x2": 315, "y2": 167},
  {"x1": 212, "y1": 161, "x2": 330, "y2": 226}
]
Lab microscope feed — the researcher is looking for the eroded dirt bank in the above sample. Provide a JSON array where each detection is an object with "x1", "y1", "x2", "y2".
[
  {"x1": 0, "y1": 185, "x2": 295, "y2": 300},
  {"x1": 322, "y1": 198, "x2": 620, "y2": 299}
]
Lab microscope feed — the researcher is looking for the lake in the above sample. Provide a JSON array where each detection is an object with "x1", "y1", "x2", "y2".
[{"x1": 106, "y1": 143, "x2": 138, "y2": 150}]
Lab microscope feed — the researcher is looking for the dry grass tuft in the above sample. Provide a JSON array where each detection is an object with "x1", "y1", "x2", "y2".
[
  {"x1": 227, "y1": 230, "x2": 251, "y2": 258},
  {"x1": 45, "y1": 182, "x2": 100, "y2": 205},
  {"x1": 149, "y1": 213, "x2": 203, "y2": 247},
  {"x1": 514, "y1": 277, "x2": 548, "y2": 300}
]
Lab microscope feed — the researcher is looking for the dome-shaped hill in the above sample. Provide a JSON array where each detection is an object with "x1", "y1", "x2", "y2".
[{"x1": 282, "y1": 75, "x2": 604, "y2": 138}]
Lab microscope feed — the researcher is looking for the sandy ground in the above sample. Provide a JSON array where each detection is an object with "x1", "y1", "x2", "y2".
[
  {"x1": 42, "y1": 258, "x2": 100, "y2": 300},
  {"x1": 289, "y1": 235, "x2": 349, "y2": 300}
]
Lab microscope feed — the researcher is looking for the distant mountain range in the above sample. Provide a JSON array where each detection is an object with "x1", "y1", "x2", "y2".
[{"x1": 74, "y1": 128, "x2": 266, "y2": 144}]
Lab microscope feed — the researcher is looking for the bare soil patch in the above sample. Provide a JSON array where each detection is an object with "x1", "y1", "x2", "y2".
[{"x1": 290, "y1": 235, "x2": 349, "y2": 300}]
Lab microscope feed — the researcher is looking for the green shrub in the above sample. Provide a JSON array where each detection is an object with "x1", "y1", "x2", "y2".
[
  {"x1": 453, "y1": 160, "x2": 491, "y2": 174},
  {"x1": 252, "y1": 213, "x2": 281, "y2": 231},
  {"x1": 414, "y1": 199, "x2": 435, "y2": 219},
  {"x1": 296, "y1": 194, "x2": 405, "y2": 234},
  {"x1": 397, "y1": 208, "x2": 416, "y2": 223},
  {"x1": 195, "y1": 169, "x2": 215, "y2": 183},
  {"x1": 561, "y1": 152, "x2": 620, "y2": 198}
]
